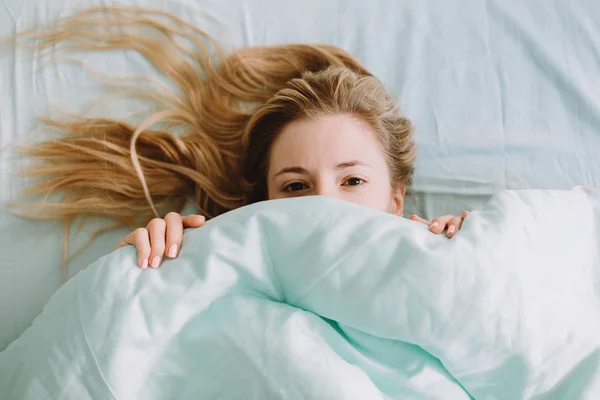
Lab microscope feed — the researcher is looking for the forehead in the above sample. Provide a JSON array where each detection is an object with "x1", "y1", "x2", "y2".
[{"x1": 269, "y1": 114, "x2": 386, "y2": 168}]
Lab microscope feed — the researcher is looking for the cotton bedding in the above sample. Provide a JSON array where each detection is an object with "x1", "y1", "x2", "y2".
[
  {"x1": 1, "y1": 190, "x2": 599, "y2": 399},
  {"x1": 4, "y1": 0, "x2": 600, "y2": 353}
]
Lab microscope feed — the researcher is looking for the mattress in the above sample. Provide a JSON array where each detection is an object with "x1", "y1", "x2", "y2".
[{"x1": 1, "y1": 0, "x2": 600, "y2": 350}]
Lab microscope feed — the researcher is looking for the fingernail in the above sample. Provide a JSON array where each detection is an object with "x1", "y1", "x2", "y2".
[
  {"x1": 141, "y1": 258, "x2": 148, "y2": 269},
  {"x1": 448, "y1": 225, "x2": 456, "y2": 234},
  {"x1": 168, "y1": 244, "x2": 178, "y2": 258},
  {"x1": 430, "y1": 222, "x2": 439, "y2": 229},
  {"x1": 150, "y1": 256, "x2": 161, "y2": 268}
]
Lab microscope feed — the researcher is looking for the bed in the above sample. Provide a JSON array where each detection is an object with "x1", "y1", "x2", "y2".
[{"x1": 1, "y1": 0, "x2": 600, "y2": 395}]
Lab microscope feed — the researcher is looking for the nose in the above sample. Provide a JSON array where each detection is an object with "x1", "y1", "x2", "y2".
[{"x1": 314, "y1": 183, "x2": 338, "y2": 199}]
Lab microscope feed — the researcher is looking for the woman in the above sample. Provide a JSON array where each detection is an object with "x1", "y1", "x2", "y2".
[{"x1": 12, "y1": 6, "x2": 467, "y2": 270}]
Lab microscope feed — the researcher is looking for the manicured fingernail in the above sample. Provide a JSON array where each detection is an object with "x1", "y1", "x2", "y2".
[
  {"x1": 151, "y1": 256, "x2": 161, "y2": 268},
  {"x1": 430, "y1": 222, "x2": 439, "y2": 229},
  {"x1": 448, "y1": 225, "x2": 456, "y2": 234},
  {"x1": 168, "y1": 244, "x2": 178, "y2": 258},
  {"x1": 141, "y1": 258, "x2": 148, "y2": 269}
]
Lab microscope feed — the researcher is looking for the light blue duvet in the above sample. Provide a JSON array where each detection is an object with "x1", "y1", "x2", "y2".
[{"x1": 1, "y1": 190, "x2": 599, "y2": 399}]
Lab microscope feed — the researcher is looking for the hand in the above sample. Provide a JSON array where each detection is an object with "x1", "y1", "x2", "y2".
[
  {"x1": 115, "y1": 212, "x2": 206, "y2": 269},
  {"x1": 409, "y1": 211, "x2": 469, "y2": 238}
]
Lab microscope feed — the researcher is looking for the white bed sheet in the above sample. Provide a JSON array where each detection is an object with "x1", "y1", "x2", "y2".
[{"x1": 2, "y1": 0, "x2": 600, "y2": 350}]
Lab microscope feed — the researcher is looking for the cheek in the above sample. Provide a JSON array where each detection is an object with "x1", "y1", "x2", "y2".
[
  {"x1": 267, "y1": 187, "x2": 281, "y2": 200},
  {"x1": 352, "y1": 181, "x2": 395, "y2": 211},
  {"x1": 266, "y1": 180, "x2": 278, "y2": 200}
]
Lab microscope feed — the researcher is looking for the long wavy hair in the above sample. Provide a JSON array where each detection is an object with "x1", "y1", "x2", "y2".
[{"x1": 6, "y1": 6, "x2": 416, "y2": 278}]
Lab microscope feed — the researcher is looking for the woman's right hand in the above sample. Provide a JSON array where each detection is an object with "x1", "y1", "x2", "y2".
[{"x1": 115, "y1": 212, "x2": 206, "y2": 269}]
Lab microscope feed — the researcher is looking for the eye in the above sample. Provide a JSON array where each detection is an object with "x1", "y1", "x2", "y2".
[
  {"x1": 343, "y1": 177, "x2": 365, "y2": 186},
  {"x1": 283, "y1": 182, "x2": 308, "y2": 192}
]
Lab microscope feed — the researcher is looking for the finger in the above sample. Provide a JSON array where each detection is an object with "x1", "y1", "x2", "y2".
[
  {"x1": 114, "y1": 233, "x2": 133, "y2": 251},
  {"x1": 147, "y1": 218, "x2": 167, "y2": 268},
  {"x1": 164, "y1": 212, "x2": 184, "y2": 259},
  {"x1": 446, "y1": 216, "x2": 464, "y2": 238},
  {"x1": 409, "y1": 214, "x2": 430, "y2": 226},
  {"x1": 131, "y1": 228, "x2": 152, "y2": 269},
  {"x1": 115, "y1": 229, "x2": 151, "y2": 269},
  {"x1": 461, "y1": 210, "x2": 470, "y2": 219},
  {"x1": 117, "y1": 228, "x2": 152, "y2": 269},
  {"x1": 429, "y1": 215, "x2": 453, "y2": 234},
  {"x1": 181, "y1": 214, "x2": 206, "y2": 228}
]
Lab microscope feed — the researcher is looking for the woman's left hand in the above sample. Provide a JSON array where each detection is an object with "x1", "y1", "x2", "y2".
[{"x1": 409, "y1": 211, "x2": 469, "y2": 238}]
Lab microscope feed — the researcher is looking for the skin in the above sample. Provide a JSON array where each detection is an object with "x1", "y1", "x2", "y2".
[
  {"x1": 267, "y1": 114, "x2": 405, "y2": 214},
  {"x1": 116, "y1": 114, "x2": 467, "y2": 269}
]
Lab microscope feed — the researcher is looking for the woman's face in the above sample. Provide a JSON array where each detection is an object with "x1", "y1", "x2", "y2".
[{"x1": 267, "y1": 114, "x2": 405, "y2": 215}]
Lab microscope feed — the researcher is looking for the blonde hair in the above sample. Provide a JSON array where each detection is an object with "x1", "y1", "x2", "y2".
[
  {"x1": 243, "y1": 68, "x2": 415, "y2": 203},
  {"x1": 8, "y1": 6, "x2": 415, "y2": 266}
]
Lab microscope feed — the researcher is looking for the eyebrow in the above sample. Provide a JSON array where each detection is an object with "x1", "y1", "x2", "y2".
[
  {"x1": 273, "y1": 166, "x2": 309, "y2": 177},
  {"x1": 335, "y1": 160, "x2": 370, "y2": 169},
  {"x1": 273, "y1": 160, "x2": 371, "y2": 178}
]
